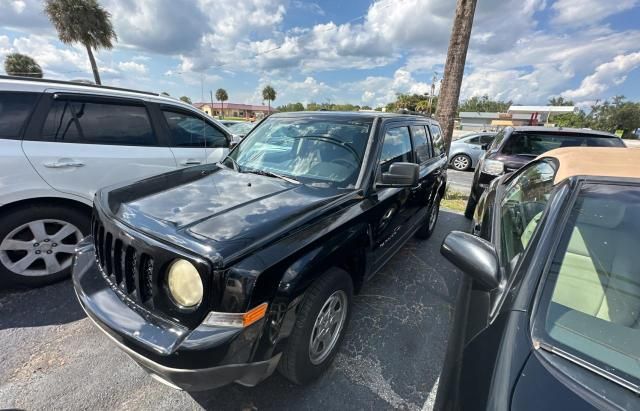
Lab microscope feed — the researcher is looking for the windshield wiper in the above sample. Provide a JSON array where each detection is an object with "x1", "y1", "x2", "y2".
[{"x1": 244, "y1": 168, "x2": 300, "y2": 184}]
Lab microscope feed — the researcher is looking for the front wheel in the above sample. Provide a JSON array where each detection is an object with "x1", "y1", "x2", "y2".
[
  {"x1": 0, "y1": 204, "x2": 89, "y2": 287},
  {"x1": 464, "y1": 194, "x2": 478, "y2": 220},
  {"x1": 278, "y1": 268, "x2": 353, "y2": 385}
]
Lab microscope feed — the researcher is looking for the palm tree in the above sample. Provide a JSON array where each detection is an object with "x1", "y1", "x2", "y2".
[
  {"x1": 435, "y1": 0, "x2": 477, "y2": 152},
  {"x1": 262, "y1": 85, "x2": 276, "y2": 114},
  {"x1": 44, "y1": 0, "x2": 117, "y2": 85},
  {"x1": 4, "y1": 53, "x2": 43, "y2": 78},
  {"x1": 215, "y1": 88, "x2": 228, "y2": 118},
  {"x1": 415, "y1": 100, "x2": 429, "y2": 113}
]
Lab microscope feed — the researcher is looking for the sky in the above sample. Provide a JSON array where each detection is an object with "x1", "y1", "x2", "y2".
[{"x1": 1, "y1": 0, "x2": 640, "y2": 109}]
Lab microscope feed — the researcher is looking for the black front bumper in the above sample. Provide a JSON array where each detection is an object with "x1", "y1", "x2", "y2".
[{"x1": 72, "y1": 239, "x2": 280, "y2": 391}]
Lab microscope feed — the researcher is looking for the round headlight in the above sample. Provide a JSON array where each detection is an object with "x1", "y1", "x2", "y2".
[{"x1": 167, "y1": 259, "x2": 203, "y2": 308}]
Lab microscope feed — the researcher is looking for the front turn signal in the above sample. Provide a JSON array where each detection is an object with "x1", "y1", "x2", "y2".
[{"x1": 202, "y1": 302, "x2": 269, "y2": 328}]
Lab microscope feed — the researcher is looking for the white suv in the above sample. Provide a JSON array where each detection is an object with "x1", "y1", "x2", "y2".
[{"x1": 0, "y1": 76, "x2": 233, "y2": 287}]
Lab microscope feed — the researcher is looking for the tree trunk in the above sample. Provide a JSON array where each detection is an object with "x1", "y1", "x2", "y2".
[
  {"x1": 268, "y1": 100, "x2": 271, "y2": 114},
  {"x1": 85, "y1": 43, "x2": 101, "y2": 85},
  {"x1": 435, "y1": 0, "x2": 477, "y2": 153}
]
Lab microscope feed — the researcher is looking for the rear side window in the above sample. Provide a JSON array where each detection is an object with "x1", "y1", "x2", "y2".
[
  {"x1": 162, "y1": 110, "x2": 228, "y2": 148},
  {"x1": 535, "y1": 183, "x2": 640, "y2": 389},
  {"x1": 502, "y1": 132, "x2": 624, "y2": 156},
  {"x1": 0, "y1": 92, "x2": 39, "y2": 139},
  {"x1": 380, "y1": 126, "x2": 412, "y2": 173},
  {"x1": 42, "y1": 99, "x2": 155, "y2": 146},
  {"x1": 466, "y1": 136, "x2": 481, "y2": 144},
  {"x1": 410, "y1": 125, "x2": 432, "y2": 163},
  {"x1": 429, "y1": 125, "x2": 444, "y2": 156},
  {"x1": 480, "y1": 134, "x2": 495, "y2": 145}
]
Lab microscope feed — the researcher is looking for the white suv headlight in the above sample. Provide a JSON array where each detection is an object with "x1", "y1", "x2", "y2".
[{"x1": 482, "y1": 159, "x2": 504, "y2": 176}]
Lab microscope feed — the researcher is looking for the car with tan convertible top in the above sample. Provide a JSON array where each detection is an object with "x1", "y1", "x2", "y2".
[{"x1": 438, "y1": 147, "x2": 640, "y2": 410}]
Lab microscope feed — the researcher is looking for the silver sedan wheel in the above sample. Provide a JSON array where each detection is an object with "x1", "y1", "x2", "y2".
[
  {"x1": 451, "y1": 155, "x2": 471, "y2": 171},
  {"x1": 0, "y1": 219, "x2": 82, "y2": 277},
  {"x1": 309, "y1": 290, "x2": 348, "y2": 365}
]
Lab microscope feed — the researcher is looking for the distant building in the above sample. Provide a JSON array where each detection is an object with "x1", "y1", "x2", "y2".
[
  {"x1": 459, "y1": 105, "x2": 578, "y2": 131},
  {"x1": 194, "y1": 102, "x2": 274, "y2": 119}
]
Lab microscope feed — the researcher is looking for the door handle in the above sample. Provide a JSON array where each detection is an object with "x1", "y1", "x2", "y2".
[
  {"x1": 180, "y1": 159, "x2": 202, "y2": 166},
  {"x1": 44, "y1": 160, "x2": 85, "y2": 168}
]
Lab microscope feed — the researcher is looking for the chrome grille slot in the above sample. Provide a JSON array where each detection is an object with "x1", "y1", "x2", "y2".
[
  {"x1": 124, "y1": 246, "x2": 137, "y2": 294},
  {"x1": 104, "y1": 232, "x2": 113, "y2": 276},
  {"x1": 139, "y1": 254, "x2": 154, "y2": 304},
  {"x1": 113, "y1": 239, "x2": 123, "y2": 284}
]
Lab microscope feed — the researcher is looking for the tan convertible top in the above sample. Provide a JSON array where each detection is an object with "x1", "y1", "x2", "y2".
[{"x1": 537, "y1": 147, "x2": 640, "y2": 184}]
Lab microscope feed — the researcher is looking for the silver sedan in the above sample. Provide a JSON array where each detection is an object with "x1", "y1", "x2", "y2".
[{"x1": 448, "y1": 132, "x2": 496, "y2": 171}]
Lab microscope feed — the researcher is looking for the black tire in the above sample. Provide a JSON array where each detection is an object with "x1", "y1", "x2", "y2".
[
  {"x1": 278, "y1": 267, "x2": 353, "y2": 385},
  {"x1": 450, "y1": 154, "x2": 471, "y2": 171},
  {"x1": 416, "y1": 192, "x2": 441, "y2": 240},
  {"x1": 0, "y1": 204, "x2": 89, "y2": 288},
  {"x1": 464, "y1": 194, "x2": 477, "y2": 219}
]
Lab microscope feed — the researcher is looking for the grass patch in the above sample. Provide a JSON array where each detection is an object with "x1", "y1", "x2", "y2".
[{"x1": 441, "y1": 189, "x2": 468, "y2": 213}]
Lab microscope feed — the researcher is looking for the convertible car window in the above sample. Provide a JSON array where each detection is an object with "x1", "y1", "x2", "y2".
[
  {"x1": 500, "y1": 161, "x2": 556, "y2": 272},
  {"x1": 230, "y1": 117, "x2": 372, "y2": 188},
  {"x1": 540, "y1": 183, "x2": 640, "y2": 387}
]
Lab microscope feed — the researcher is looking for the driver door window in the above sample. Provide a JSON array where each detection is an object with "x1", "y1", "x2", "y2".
[
  {"x1": 500, "y1": 161, "x2": 556, "y2": 273},
  {"x1": 380, "y1": 126, "x2": 412, "y2": 173}
]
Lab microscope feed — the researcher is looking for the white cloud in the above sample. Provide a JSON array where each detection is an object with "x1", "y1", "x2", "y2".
[
  {"x1": 0, "y1": 0, "x2": 52, "y2": 33},
  {"x1": 118, "y1": 60, "x2": 148, "y2": 75},
  {"x1": 350, "y1": 69, "x2": 433, "y2": 107},
  {"x1": 562, "y1": 52, "x2": 640, "y2": 100},
  {"x1": 552, "y1": 0, "x2": 638, "y2": 27}
]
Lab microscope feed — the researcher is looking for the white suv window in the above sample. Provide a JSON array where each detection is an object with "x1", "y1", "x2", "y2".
[
  {"x1": 0, "y1": 92, "x2": 39, "y2": 139},
  {"x1": 535, "y1": 183, "x2": 640, "y2": 389},
  {"x1": 42, "y1": 99, "x2": 156, "y2": 146}
]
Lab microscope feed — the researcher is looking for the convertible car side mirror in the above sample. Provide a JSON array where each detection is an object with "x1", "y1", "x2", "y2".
[
  {"x1": 378, "y1": 162, "x2": 419, "y2": 188},
  {"x1": 441, "y1": 231, "x2": 500, "y2": 291}
]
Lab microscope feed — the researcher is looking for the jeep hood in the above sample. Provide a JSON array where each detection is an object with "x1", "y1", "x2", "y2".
[{"x1": 102, "y1": 165, "x2": 343, "y2": 267}]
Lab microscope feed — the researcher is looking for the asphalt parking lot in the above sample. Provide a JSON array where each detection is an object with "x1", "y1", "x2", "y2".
[{"x1": 0, "y1": 210, "x2": 469, "y2": 411}]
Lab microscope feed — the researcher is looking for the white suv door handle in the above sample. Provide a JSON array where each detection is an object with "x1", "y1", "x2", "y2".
[
  {"x1": 180, "y1": 159, "x2": 202, "y2": 166},
  {"x1": 44, "y1": 160, "x2": 85, "y2": 168}
]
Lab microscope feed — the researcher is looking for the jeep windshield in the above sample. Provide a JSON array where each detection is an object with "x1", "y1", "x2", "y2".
[{"x1": 225, "y1": 116, "x2": 372, "y2": 188}]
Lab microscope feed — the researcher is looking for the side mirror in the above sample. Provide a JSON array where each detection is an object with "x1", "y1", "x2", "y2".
[
  {"x1": 481, "y1": 143, "x2": 490, "y2": 150},
  {"x1": 378, "y1": 162, "x2": 419, "y2": 188},
  {"x1": 440, "y1": 231, "x2": 500, "y2": 291}
]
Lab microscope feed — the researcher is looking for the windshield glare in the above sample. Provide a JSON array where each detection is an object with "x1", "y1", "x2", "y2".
[{"x1": 228, "y1": 117, "x2": 372, "y2": 188}]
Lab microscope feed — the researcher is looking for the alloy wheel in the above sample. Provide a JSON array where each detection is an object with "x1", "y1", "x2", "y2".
[
  {"x1": 309, "y1": 290, "x2": 348, "y2": 365},
  {"x1": 452, "y1": 155, "x2": 470, "y2": 171},
  {"x1": 0, "y1": 219, "x2": 82, "y2": 277}
]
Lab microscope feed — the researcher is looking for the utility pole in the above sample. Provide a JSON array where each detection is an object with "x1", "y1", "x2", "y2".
[
  {"x1": 210, "y1": 90, "x2": 215, "y2": 118},
  {"x1": 436, "y1": 0, "x2": 478, "y2": 152},
  {"x1": 427, "y1": 72, "x2": 438, "y2": 116}
]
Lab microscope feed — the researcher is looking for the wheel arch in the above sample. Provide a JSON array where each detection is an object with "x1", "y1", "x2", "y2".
[{"x1": 0, "y1": 196, "x2": 93, "y2": 219}]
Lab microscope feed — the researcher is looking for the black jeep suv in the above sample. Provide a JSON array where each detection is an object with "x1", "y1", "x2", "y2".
[{"x1": 73, "y1": 112, "x2": 448, "y2": 390}]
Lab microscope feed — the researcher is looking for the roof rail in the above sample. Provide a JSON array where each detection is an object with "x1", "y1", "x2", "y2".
[{"x1": 0, "y1": 75, "x2": 160, "y2": 97}]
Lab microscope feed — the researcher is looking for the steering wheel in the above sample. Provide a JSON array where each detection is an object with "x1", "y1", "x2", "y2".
[{"x1": 331, "y1": 158, "x2": 355, "y2": 169}]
